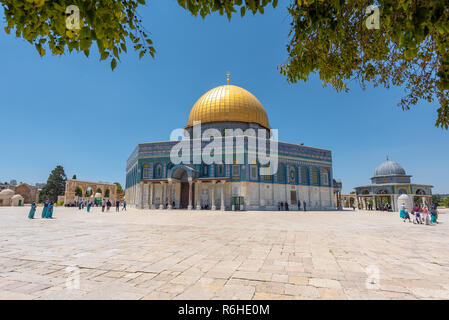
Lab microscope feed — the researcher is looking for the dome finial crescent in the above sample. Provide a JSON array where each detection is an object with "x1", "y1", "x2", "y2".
[{"x1": 226, "y1": 71, "x2": 230, "y2": 85}]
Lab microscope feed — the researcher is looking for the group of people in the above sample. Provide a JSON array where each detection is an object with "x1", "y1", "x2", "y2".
[
  {"x1": 276, "y1": 201, "x2": 308, "y2": 211},
  {"x1": 77, "y1": 199, "x2": 127, "y2": 213},
  {"x1": 400, "y1": 204, "x2": 439, "y2": 225},
  {"x1": 28, "y1": 200, "x2": 54, "y2": 219}
]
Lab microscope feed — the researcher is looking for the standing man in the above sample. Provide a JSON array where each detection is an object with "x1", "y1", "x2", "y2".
[
  {"x1": 297, "y1": 200, "x2": 301, "y2": 211},
  {"x1": 101, "y1": 199, "x2": 106, "y2": 212},
  {"x1": 303, "y1": 200, "x2": 307, "y2": 212},
  {"x1": 122, "y1": 200, "x2": 127, "y2": 211},
  {"x1": 106, "y1": 199, "x2": 111, "y2": 212},
  {"x1": 115, "y1": 200, "x2": 120, "y2": 212}
]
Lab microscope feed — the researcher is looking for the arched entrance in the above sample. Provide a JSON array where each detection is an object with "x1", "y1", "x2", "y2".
[{"x1": 171, "y1": 167, "x2": 194, "y2": 209}]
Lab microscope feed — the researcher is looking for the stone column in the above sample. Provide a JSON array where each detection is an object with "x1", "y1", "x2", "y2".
[
  {"x1": 167, "y1": 179, "x2": 173, "y2": 209},
  {"x1": 187, "y1": 179, "x2": 193, "y2": 210},
  {"x1": 143, "y1": 183, "x2": 149, "y2": 209},
  {"x1": 196, "y1": 181, "x2": 202, "y2": 210},
  {"x1": 149, "y1": 183, "x2": 154, "y2": 209},
  {"x1": 159, "y1": 181, "x2": 165, "y2": 209},
  {"x1": 220, "y1": 180, "x2": 226, "y2": 211},
  {"x1": 211, "y1": 181, "x2": 216, "y2": 210}
]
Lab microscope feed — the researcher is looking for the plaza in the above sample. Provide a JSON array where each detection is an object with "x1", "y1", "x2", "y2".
[{"x1": 1, "y1": 206, "x2": 448, "y2": 300}]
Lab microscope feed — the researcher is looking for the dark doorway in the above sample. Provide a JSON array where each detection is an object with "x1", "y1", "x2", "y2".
[{"x1": 180, "y1": 182, "x2": 194, "y2": 209}]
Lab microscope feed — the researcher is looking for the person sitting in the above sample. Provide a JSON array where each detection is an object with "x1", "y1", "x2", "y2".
[
  {"x1": 400, "y1": 205, "x2": 411, "y2": 223},
  {"x1": 430, "y1": 208, "x2": 438, "y2": 224}
]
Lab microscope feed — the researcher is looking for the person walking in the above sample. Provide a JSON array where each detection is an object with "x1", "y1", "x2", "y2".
[
  {"x1": 87, "y1": 201, "x2": 91, "y2": 213},
  {"x1": 101, "y1": 199, "x2": 106, "y2": 212},
  {"x1": 46, "y1": 201, "x2": 54, "y2": 219},
  {"x1": 422, "y1": 206, "x2": 430, "y2": 225},
  {"x1": 122, "y1": 200, "x2": 127, "y2": 211},
  {"x1": 285, "y1": 202, "x2": 289, "y2": 211},
  {"x1": 106, "y1": 200, "x2": 111, "y2": 212},
  {"x1": 414, "y1": 209, "x2": 423, "y2": 224},
  {"x1": 28, "y1": 202, "x2": 36, "y2": 219},
  {"x1": 297, "y1": 201, "x2": 301, "y2": 211},
  {"x1": 303, "y1": 201, "x2": 307, "y2": 212},
  {"x1": 116, "y1": 200, "x2": 120, "y2": 212},
  {"x1": 41, "y1": 200, "x2": 48, "y2": 218}
]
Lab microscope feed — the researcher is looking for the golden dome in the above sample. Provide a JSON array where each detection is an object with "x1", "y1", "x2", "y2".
[{"x1": 186, "y1": 84, "x2": 270, "y2": 129}]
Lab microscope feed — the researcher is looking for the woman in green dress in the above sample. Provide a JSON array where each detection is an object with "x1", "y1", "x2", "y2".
[
  {"x1": 46, "y1": 202, "x2": 54, "y2": 218},
  {"x1": 41, "y1": 201, "x2": 48, "y2": 218},
  {"x1": 28, "y1": 202, "x2": 36, "y2": 219}
]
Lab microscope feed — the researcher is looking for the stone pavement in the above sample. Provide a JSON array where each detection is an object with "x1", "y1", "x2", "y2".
[{"x1": 0, "y1": 206, "x2": 448, "y2": 300}]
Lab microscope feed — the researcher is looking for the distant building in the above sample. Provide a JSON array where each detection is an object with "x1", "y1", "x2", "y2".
[
  {"x1": 35, "y1": 183, "x2": 46, "y2": 189},
  {"x1": 10, "y1": 180, "x2": 17, "y2": 186}
]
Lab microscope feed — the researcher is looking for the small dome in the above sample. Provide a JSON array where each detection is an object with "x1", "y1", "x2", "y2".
[
  {"x1": 0, "y1": 189, "x2": 15, "y2": 196},
  {"x1": 374, "y1": 160, "x2": 406, "y2": 177},
  {"x1": 11, "y1": 194, "x2": 23, "y2": 199},
  {"x1": 94, "y1": 193, "x2": 102, "y2": 198}
]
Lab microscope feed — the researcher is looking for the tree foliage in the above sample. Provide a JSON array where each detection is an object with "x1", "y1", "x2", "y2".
[
  {"x1": 2, "y1": 0, "x2": 448, "y2": 127},
  {"x1": 180, "y1": 0, "x2": 449, "y2": 128},
  {"x1": 1, "y1": 0, "x2": 155, "y2": 70},
  {"x1": 39, "y1": 165, "x2": 67, "y2": 202},
  {"x1": 279, "y1": 0, "x2": 449, "y2": 129},
  {"x1": 114, "y1": 182, "x2": 123, "y2": 193}
]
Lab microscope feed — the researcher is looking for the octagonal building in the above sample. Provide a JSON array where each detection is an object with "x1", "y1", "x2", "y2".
[
  {"x1": 125, "y1": 79, "x2": 335, "y2": 211},
  {"x1": 354, "y1": 159, "x2": 433, "y2": 211}
]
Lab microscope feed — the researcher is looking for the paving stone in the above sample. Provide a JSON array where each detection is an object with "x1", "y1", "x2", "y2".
[{"x1": 1, "y1": 206, "x2": 448, "y2": 300}]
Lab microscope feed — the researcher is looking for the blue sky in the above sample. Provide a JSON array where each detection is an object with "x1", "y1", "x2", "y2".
[{"x1": 1, "y1": 1, "x2": 448, "y2": 194}]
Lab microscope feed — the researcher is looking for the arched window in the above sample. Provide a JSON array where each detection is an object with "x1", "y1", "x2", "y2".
[
  {"x1": 277, "y1": 164, "x2": 285, "y2": 183},
  {"x1": 312, "y1": 168, "x2": 319, "y2": 185},
  {"x1": 250, "y1": 164, "x2": 258, "y2": 180},
  {"x1": 301, "y1": 167, "x2": 308, "y2": 185},
  {"x1": 155, "y1": 164, "x2": 162, "y2": 178},
  {"x1": 289, "y1": 166, "x2": 296, "y2": 184},
  {"x1": 216, "y1": 164, "x2": 224, "y2": 177},
  {"x1": 105, "y1": 189, "x2": 110, "y2": 198},
  {"x1": 142, "y1": 163, "x2": 150, "y2": 179},
  {"x1": 202, "y1": 165, "x2": 209, "y2": 176},
  {"x1": 321, "y1": 169, "x2": 329, "y2": 186}
]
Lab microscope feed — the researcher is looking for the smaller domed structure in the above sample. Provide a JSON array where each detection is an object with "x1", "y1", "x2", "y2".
[
  {"x1": 354, "y1": 158, "x2": 433, "y2": 212},
  {"x1": 374, "y1": 160, "x2": 406, "y2": 177},
  {"x1": 0, "y1": 189, "x2": 15, "y2": 196},
  {"x1": 11, "y1": 194, "x2": 24, "y2": 206},
  {"x1": 0, "y1": 189, "x2": 17, "y2": 206}
]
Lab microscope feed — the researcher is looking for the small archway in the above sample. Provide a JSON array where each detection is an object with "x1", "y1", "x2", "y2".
[
  {"x1": 85, "y1": 187, "x2": 93, "y2": 197},
  {"x1": 75, "y1": 186, "x2": 83, "y2": 197}
]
